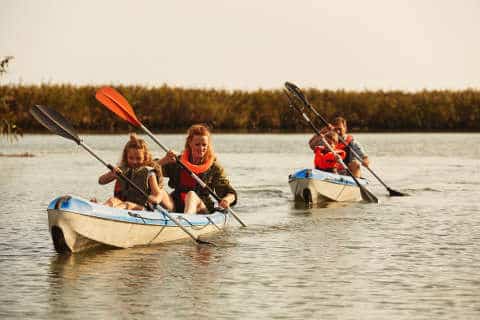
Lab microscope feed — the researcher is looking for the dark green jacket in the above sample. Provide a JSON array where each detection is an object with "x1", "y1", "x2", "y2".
[{"x1": 160, "y1": 159, "x2": 237, "y2": 212}]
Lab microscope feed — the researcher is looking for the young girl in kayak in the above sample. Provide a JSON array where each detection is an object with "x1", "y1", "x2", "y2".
[
  {"x1": 156, "y1": 124, "x2": 237, "y2": 214},
  {"x1": 97, "y1": 133, "x2": 174, "y2": 211},
  {"x1": 313, "y1": 131, "x2": 346, "y2": 173}
]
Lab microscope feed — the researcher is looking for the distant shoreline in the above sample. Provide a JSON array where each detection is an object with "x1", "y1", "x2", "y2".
[{"x1": 0, "y1": 152, "x2": 35, "y2": 158}]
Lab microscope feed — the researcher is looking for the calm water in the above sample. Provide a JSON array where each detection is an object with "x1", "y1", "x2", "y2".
[{"x1": 1, "y1": 133, "x2": 480, "y2": 319}]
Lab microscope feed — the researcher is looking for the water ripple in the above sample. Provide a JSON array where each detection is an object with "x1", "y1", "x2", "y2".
[{"x1": 1, "y1": 134, "x2": 480, "y2": 319}]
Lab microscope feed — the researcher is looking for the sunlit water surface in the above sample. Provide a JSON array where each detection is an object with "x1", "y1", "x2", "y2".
[{"x1": 1, "y1": 133, "x2": 479, "y2": 319}]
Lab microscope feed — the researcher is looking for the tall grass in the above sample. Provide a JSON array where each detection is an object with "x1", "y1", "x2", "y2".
[{"x1": 1, "y1": 84, "x2": 479, "y2": 133}]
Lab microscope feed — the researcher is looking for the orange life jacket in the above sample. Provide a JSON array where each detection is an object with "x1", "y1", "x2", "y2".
[
  {"x1": 180, "y1": 149, "x2": 214, "y2": 175},
  {"x1": 314, "y1": 146, "x2": 346, "y2": 171},
  {"x1": 336, "y1": 134, "x2": 353, "y2": 150},
  {"x1": 176, "y1": 150, "x2": 214, "y2": 206}
]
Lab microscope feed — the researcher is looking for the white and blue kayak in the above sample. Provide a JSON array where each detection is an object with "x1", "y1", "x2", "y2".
[
  {"x1": 47, "y1": 195, "x2": 229, "y2": 253},
  {"x1": 288, "y1": 168, "x2": 369, "y2": 204}
]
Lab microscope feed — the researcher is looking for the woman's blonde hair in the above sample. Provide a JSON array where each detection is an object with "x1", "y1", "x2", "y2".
[
  {"x1": 184, "y1": 124, "x2": 215, "y2": 162},
  {"x1": 120, "y1": 133, "x2": 163, "y2": 185}
]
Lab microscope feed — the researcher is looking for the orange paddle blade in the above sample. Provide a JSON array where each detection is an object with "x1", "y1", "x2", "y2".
[{"x1": 95, "y1": 87, "x2": 142, "y2": 127}]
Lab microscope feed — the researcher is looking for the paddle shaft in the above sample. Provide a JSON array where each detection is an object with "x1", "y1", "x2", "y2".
[{"x1": 140, "y1": 124, "x2": 246, "y2": 227}]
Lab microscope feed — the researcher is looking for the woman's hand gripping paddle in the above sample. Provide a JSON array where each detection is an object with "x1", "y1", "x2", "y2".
[{"x1": 96, "y1": 87, "x2": 247, "y2": 227}]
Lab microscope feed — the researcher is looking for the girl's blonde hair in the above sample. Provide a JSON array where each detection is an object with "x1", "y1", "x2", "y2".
[
  {"x1": 184, "y1": 124, "x2": 215, "y2": 162},
  {"x1": 121, "y1": 133, "x2": 163, "y2": 185}
]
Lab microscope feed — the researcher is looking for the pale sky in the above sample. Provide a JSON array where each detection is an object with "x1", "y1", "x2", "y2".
[{"x1": 1, "y1": 0, "x2": 479, "y2": 91}]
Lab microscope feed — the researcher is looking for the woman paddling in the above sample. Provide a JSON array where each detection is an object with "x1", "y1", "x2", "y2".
[{"x1": 156, "y1": 124, "x2": 237, "y2": 214}]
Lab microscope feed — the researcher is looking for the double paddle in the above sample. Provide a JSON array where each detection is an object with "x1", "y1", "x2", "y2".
[
  {"x1": 95, "y1": 87, "x2": 247, "y2": 227},
  {"x1": 30, "y1": 105, "x2": 214, "y2": 245}
]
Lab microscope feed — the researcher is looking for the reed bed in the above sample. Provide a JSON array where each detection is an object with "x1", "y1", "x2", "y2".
[{"x1": 1, "y1": 84, "x2": 479, "y2": 133}]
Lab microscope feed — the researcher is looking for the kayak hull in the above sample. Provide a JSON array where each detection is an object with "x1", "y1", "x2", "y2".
[
  {"x1": 47, "y1": 195, "x2": 228, "y2": 253},
  {"x1": 288, "y1": 168, "x2": 368, "y2": 203}
]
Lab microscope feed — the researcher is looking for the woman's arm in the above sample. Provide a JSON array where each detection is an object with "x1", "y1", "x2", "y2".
[{"x1": 211, "y1": 162, "x2": 238, "y2": 207}]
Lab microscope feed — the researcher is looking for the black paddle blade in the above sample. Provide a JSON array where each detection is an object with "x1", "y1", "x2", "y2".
[
  {"x1": 284, "y1": 89, "x2": 298, "y2": 109},
  {"x1": 30, "y1": 105, "x2": 81, "y2": 144},
  {"x1": 285, "y1": 82, "x2": 309, "y2": 106},
  {"x1": 387, "y1": 187, "x2": 409, "y2": 197},
  {"x1": 284, "y1": 89, "x2": 309, "y2": 115},
  {"x1": 360, "y1": 187, "x2": 379, "y2": 203}
]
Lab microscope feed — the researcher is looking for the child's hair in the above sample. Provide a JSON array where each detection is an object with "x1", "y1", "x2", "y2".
[
  {"x1": 324, "y1": 131, "x2": 339, "y2": 145},
  {"x1": 120, "y1": 133, "x2": 163, "y2": 186},
  {"x1": 184, "y1": 124, "x2": 215, "y2": 161}
]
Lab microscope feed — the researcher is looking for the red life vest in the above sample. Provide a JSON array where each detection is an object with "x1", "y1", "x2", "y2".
[
  {"x1": 314, "y1": 146, "x2": 346, "y2": 171},
  {"x1": 336, "y1": 134, "x2": 353, "y2": 150},
  {"x1": 176, "y1": 150, "x2": 214, "y2": 206},
  {"x1": 178, "y1": 170, "x2": 197, "y2": 203}
]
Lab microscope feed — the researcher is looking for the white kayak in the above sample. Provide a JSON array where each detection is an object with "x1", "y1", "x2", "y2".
[
  {"x1": 47, "y1": 195, "x2": 229, "y2": 253},
  {"x1": 288, "y1": 168, "x2": 368, "y2": 204}
]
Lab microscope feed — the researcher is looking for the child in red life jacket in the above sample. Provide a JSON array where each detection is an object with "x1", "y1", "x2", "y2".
[
  {"x1": 313, "y1": 131, "x2": 346, "y2": 173},
  {"x1": 97, "y1": 133, "x2": 174, "y2": 211}
]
